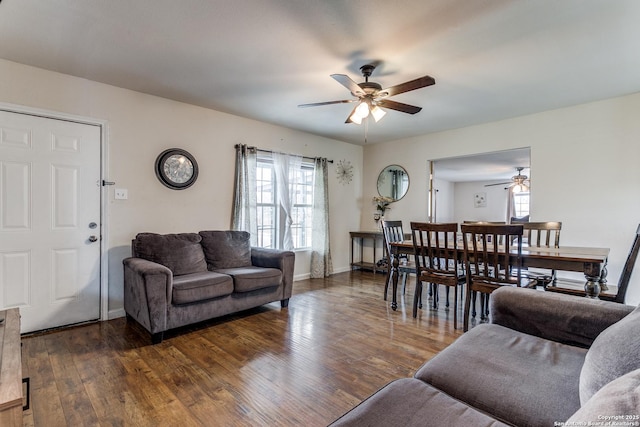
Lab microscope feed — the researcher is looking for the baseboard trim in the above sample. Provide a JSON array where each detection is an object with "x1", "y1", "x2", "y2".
[{"x1": 108, "y1": 308, "x2": 126, "y2": 319}]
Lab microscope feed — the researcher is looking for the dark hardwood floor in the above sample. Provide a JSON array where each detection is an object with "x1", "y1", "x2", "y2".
[{"x1": 21, "y1": 271, "x2": 467, "y2": 426}]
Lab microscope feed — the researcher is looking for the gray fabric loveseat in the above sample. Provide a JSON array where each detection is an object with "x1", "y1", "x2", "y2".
[
  {"x1": 331, "y1": 287, "x2": 640, "y2": 426},
  {"x1": 123, "y1": 230, "x2": 294, "y2": 343}
]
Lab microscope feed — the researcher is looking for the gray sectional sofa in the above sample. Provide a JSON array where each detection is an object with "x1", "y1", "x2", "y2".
[
  {"x1": 123, "y1": 230, "x2": 294, "y2": 343},
  {"x1": 331, "y1": 287, "x2": 640, "y2": 426}
]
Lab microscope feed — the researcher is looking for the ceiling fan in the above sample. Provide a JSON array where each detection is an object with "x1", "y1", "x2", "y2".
[
  {"x1": 298, "y1": 64, "x2": 435, "y2": 124},
  {"x1": 485, "y1": 167, "x2": 530, "y2": 192}
]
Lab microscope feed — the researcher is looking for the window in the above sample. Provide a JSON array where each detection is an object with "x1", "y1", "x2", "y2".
[
  {"x1": 290, "y1": 165, "x2": 314, "y2": 249},
  {"x1": 256, "y1": 161, "x2": 276, "y2": 248},
  {"x1": 256, "y1": 156, "x2": 314, "y2": 249},
  {"x1": 514, "y1": 192, "x2": 530, "y2": 218}
]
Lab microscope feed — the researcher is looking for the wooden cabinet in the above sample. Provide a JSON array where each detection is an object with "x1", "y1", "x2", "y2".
[
  {"x1": 350, "y1": 231, "x2": 386, "y2": 273},
  {"x1": 0, "y1": 308, "x2": 23, "y2": 427}
]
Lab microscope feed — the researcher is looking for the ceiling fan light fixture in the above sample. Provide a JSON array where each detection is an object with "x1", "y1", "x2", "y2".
[
  {"x1": 512, "y1": 182, "x2": 529, "y2": 193},
  {"x1": 349, "y1": 113, "x2": 363, "y2": 125},
  {"x1": 370, "y1": 105, "x2": 386, "y2": 122},
  {"x1": 348, "y1": 101, "x2": 370, "y2": 124},
  {"x1": 356, "y1": 101, "x2": 370, "y2": 118}
]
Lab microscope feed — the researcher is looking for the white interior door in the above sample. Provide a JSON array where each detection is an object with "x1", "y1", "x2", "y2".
[{"x1": 0, "y1": 110, "x2": 101, "y2": 333}]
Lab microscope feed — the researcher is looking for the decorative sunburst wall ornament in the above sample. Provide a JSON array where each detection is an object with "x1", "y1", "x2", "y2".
[{"x1": 336, "y1": 159, "x2": 354, "y2": 185}]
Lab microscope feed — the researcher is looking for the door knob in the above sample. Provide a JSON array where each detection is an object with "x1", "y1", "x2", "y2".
[{"x1": 88, "y1": 235, "x2": 98, "y2": 243}]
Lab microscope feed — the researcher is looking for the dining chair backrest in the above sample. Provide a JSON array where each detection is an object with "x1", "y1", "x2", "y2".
[
  {"x1": 380, "y1": 220, "x2": 405, "y2": 256},
  {"x1": 613, "y1": 223, "x2": 640, "y2": 303},
  {"x1": 523, "y1": 221, "x2": 562, "y2": 248},
  {"x1": 462, "y1": 221, "x2": 507, "y2": 245},
  {"x1": 410, "y1": 222, "x2": 460, "y2": 276},
  {"x1": 463, "y1": 221, "x2": 507, "y2": 225},
  {"x1": 460, "y1": 224, "x2": 525, "y2": 288},
  {"x1": 461, "y1": 223, "x2": 525, "y2": 331},
  {"x1": 411, "y1": 221, "x2": 465, "y2": 328}
]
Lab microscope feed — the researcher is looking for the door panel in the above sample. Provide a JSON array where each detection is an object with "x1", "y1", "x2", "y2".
[
  {"x1": 0, "y1": 110, "x2": 101, "y2": 333},
  {"x1": 1, "y1": 161, "x2": 30, "y2": 229}
]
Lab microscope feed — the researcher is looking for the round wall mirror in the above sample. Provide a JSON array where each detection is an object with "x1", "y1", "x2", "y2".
[{"x1": 377, "y1": 165, "x2": 409, "y2": 201}]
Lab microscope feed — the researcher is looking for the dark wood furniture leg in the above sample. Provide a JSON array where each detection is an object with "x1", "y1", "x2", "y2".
[
  {"x1": 584, "y1": 262, "x2": 602, "y2": 298},
  {"x1": 391, "y1": 254, "x2": 399, "y2": 311}
]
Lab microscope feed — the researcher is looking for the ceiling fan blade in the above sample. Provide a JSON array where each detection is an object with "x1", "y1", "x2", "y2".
[
  {"x1": 378, "y1": 75, "x2": 435, "y2": 98},
  {"x1": 298, "y1": 99, "x2": 356, "y2": 108},
  {"x1": 485, "y1": 181, "x2": 514, "y2": 187},
  {"x1": 331, "y1": 74, "x2": 366, "y2": 97},
  {"x1": 376, "y1": 99, "x2": 422, "y2": 114}
]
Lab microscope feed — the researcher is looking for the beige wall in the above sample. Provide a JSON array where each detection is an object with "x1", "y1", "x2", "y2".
[
  {"x1": 0, "y1": 59, "x2": 363, "y2": 318},
  {"x1": 363, "y1": 93, "x2": 640, "y2": 305},
  {"x1": 3, "y1": 56, "x2": 639, "y2": 313}
]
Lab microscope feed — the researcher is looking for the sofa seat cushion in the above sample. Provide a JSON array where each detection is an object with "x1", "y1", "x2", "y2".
[
  {"x1": 568, "y1": 368, "x2": 640, "y2": 425},
  {"x1": 579, "y1": 305, "x2": 640, "y2": 404},
  {"x1": 215, "y1": 266, "x2": 282, "y2": 292},
  {"x1": 134, "y1": 233, "x2": 207, "y2": 276},
  {"x1": 330, "y1": 378, "x2": 510, "y2": 427},
  {"x1": 172, "y1": 271, "x2": 233, "y2": 305},
  {"x1": 199, "y1": 230, "x2": 252, "y2": 269},
  {"x1": 414, "y1": 323, "x2": 588, "y2": 427}
]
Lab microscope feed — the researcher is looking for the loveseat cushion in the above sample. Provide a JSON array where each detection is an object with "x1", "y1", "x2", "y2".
[
  {"x1": 414, "y1": 323, "x2": 587, "y2": 427},
  {"x1": 568, "y1": 368, "x2": 640, "y2": 424},
  {"x1": 214, "y1": 266, "x2": 282, "y2": 292},
  {"x1": 579, "y1": 305, "x2": 640, "y2": 404},
  {"x1": 172, "y1": 271, "x2": 233, "y2": 305},
  {"x1": 199, "y1": 230, "x2": 252, "y2": 269},
  {"x1": 133, "y1": 233, "x2": 207, "y2": 276},
  {"x1": 330, "y1": 378, "x2": 510, "y2": 427}
]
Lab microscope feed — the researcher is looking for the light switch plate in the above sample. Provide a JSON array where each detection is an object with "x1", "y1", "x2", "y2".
[{"x1": 115, "y1": 188, "x2": 128, "y2": 200}]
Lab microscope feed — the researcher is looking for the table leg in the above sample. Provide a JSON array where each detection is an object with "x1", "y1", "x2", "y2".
[
  {"x1": 391, "y1": 254, "x2": 399, "y2": 310},
  {"x1": 599, "y1": 259, "x2": 609, "y2": 291},
  {"x1": 584, "y1": 262, "x2": 602, "y2": 299}
]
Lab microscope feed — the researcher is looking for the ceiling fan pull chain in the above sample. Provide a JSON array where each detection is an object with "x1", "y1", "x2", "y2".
[{"x1": 364, "y1": 117, "x2": 369, "y2": 144}]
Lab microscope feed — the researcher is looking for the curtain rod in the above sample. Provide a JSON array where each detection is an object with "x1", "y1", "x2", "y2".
[{"x1": 235, "y1": 144, "x2": 333, "y2": 163}]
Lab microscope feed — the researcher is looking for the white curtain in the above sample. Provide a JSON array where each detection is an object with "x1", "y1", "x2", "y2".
[
  {"x1": 232, "y1": 144, "x2": 258, "y2": 245},
  {"x1": 311, "y1": 157, "x2": 333, "y2": 278},
  {"x1": 273, "y1": 152, "x2": 302, "y2": 251},
  {"x1": 505, "y1": 186, "x2": 516, "y2": 223}
]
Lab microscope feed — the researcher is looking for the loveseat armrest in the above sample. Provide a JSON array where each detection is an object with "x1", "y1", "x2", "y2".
[
  {"x1": 123, "y1": 257, "x2": 173, "y2": 335},
  {"x1": 490, "y1": 287, "x2": 634, "y2": 348},
  {"x1": 251, "y1": 247, "x2": 295, "y2": 300}
]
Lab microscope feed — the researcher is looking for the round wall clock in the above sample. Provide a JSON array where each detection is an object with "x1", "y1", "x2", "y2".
[{"x1": 155, "y1": 148, "x2": 199, "y2": 190}]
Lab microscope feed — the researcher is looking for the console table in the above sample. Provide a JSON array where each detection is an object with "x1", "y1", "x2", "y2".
[
  {"x1": 0, "y1": 308, "x2": 22, "y2": 427},
  {"x1": 349, "y1": 231, "x2": 386, "y2": 273}
]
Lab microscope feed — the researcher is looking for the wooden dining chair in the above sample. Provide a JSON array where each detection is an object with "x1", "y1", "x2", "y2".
[
  {"x1": 381, "y1": 220, "x2": 416, "y2": 301},
  {"x1": 411, "y1": 222, "x2": 466, "y2": 329},
  {"x1": 461, "y1": 223, "x2": 528, "y2": 331},
  {"x1": 520, "y1": 221, "x2": 562, "y2": 286},
  {"x1": 546, "y1": 223, "x2": 640, "y2": 303},
  {"x1": 462, "y1": 221, "x2": 507, "y2": 244}
]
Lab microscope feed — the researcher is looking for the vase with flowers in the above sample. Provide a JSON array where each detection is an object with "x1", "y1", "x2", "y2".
[{"x1": 373, "y1": 196, "x2": 394, "y2": 228}]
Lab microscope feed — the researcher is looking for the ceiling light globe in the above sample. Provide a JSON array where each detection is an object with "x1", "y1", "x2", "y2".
[{"x1": 355, "y1": 102, "x2": 370, "y2": 118}]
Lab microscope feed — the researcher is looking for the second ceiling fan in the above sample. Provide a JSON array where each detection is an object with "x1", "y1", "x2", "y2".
[
  {"x1": 485, "y1": 167, "x2": 530, "y2": 192},
  {"x1": 299, "y1": 64, "x2": 435, "y2": 124}
]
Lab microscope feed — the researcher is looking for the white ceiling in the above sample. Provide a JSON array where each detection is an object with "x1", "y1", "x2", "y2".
[
  {"x1": 432, "y1": 148, "x2": 530, "y2": 182},
  {"x1": 1, "y1": 1, "x2": 639, "y2": 145}
]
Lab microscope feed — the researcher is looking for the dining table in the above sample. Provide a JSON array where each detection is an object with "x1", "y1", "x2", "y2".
[{"x1": 388, "y1": 240, "x2": 611, "y2": 311}]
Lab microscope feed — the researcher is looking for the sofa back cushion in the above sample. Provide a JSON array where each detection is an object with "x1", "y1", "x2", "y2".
[
  {"x1": 199, "y1": 230, "x2": 252, "y2": 270},
  {"x1": 133, "y1": 233, "x2": 207, "y2": 276},
  {"x1": 569, "y1": 368, "x2": 640, "y2": 424},
  {"x1": 580, "y1": 305, "x2": 640, "y2": 404}
]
